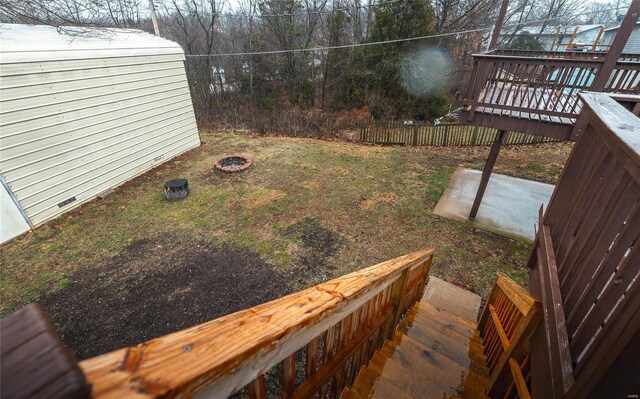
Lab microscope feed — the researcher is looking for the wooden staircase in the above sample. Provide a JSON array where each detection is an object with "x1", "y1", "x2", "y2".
[{"x1": 341, "y1": 277, "x2": 490, "y2": 399}]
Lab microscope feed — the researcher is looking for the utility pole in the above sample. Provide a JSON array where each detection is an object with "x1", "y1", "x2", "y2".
[{"x1": 148, "y1": 0, "x2": 161, "y2": 36}]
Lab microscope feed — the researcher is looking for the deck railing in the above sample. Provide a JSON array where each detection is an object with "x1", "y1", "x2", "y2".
[
  {"x1": 528, "y1": 92, "x2": 640, "y2": 398},
  {"x1": 478, "y1": 272, "x2": 541, "y2": 399},
  {"x1": 463, "y1": 49, "x2": 640, "y2": 128},
  {"x1": 80, "y1": 249, "x2": 434, "y2": 398}
]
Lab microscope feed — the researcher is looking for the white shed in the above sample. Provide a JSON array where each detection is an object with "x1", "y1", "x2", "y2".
[{"x1": 0, "y1": 24, "x2": 200, "y2": 243}]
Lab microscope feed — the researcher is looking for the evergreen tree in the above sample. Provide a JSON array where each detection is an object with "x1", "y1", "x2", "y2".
[{"x1": 365, "y1": 0, "x2": 448, "y2": 119}]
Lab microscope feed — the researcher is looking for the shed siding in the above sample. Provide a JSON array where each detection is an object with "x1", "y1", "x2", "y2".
[{"x1": 0, "y1": 41, "x2": 199, "y2": 227}]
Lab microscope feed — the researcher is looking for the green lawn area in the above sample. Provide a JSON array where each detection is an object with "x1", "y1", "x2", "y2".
[{"x1": 0, "y1": 131, "x2": 572, "y2": 359}]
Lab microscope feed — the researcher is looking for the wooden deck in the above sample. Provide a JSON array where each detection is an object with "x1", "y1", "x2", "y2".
[
  {"x1": 461, "y1": 48, "x2": 640, "y2": 140},
  {"x1": 342, "y1": 277, "x2": 489, "y2": 399}
]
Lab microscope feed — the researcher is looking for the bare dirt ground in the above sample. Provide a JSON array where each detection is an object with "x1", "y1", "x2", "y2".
[{"x1": 0, "y1": 131, "x2": 573, "y2": 359}]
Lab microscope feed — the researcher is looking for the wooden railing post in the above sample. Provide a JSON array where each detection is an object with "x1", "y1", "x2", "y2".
[
  {"x1": 479, "y1": 273, "x2": 542, "y2": 399},
  {"x1": 247, "y1": 374, "x2": 266, "y2": 399},
  {"x1": 414, "y1": 257, "x2": 433, "y2": 302},
  {"x1": 386, "y1": 268, "x2": 410, "y2": 339}
]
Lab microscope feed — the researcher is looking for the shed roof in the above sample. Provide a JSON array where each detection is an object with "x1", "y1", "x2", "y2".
[{"x1": 0, "y1": 24, "x2": 184, "y2": 63}]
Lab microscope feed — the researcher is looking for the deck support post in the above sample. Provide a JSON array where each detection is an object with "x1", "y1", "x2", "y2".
[{"x1": 469, "y1": 130, "x2": 506, "y2": 220}]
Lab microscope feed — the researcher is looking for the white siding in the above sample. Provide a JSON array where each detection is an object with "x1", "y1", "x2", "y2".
[
  {"x1": 599, "y1": 24, "x2": 640, "y2": 53},
  {"x1": 0, "y1": 25, "x2": 200, "y2": 231},
  {"x1": 624, "y1": 25, "x2": 640, "y2": 53}
]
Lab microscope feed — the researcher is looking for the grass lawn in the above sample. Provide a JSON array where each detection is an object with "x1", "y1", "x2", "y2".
[{"x1": 0, "y1": 131, "x2": 572, "y2": 359}]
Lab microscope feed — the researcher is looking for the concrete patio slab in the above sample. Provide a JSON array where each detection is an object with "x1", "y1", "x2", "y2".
[{"x1": 433, "y1": 167, "x2": 554, "y2": 242}]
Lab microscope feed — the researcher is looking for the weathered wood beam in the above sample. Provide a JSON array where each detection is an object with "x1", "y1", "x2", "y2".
[{"x1": 469, "y1": 130, "x2": 506, "y2": 220}]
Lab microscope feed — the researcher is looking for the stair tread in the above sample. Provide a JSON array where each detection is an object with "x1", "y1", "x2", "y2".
[
  {"x1": 340, "y1": 387, "x2": 363, "y2": 399},
  {"x1": 409, "y1": 301, "x2": 483, "y2": 343},
  {"x1": 421, "y1": 277, "x2": 482, "y2": 322},
  {"x1": 369, "y1": 352, "x2": 455, "y2": 398},
  {"x1": 365, "y1": 332, "x2": 488, "y2": 399},
  {"x1": 386, "y1": 332, "x2": 488, "y2": 395},
  {"x1": 350, "y1": 366, "x2": 415, "y2": 399},
  {"x1": 347, "y1": 281, "x2": 490, "y2": 399},
  {"x1": 398, "y1": 310, "x2": 488, "y2": 376}
]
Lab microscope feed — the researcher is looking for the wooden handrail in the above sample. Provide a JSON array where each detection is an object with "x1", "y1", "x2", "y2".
[
  {"x1": 478, "y1": 272, "x2": 541, "y2": 398},
  {"x1": 80, "y1": 248, "x2": 434, "y2": 398}
]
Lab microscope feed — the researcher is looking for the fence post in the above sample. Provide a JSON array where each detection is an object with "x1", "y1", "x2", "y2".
[
  {"x1": 444, "y1": 125, "x2": 450, "y2": 146},
  {"x1": 471, "y1": 126, "x2": 479, "y2": 146},
  {"x1": 412, "y1": 124, "x2": 418, "y2": 146}
]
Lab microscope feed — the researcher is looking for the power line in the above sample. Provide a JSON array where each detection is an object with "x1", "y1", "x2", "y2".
[
  {"x1": 196, "y1": 0, "x2": 404, "y2": 19},
  {"x1": 187, "y1": 27, "x2": 490, "y2": 57},
  {"x1": 185, "y1": 6, "x2": 627, "y2": 57}
]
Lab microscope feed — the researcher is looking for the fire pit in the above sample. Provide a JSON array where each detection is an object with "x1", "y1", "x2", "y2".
[{"x1": 214, "y1": 155, "x2": 252, "y2": 174}]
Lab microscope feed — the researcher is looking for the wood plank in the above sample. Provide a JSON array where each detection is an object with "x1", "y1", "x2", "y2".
[
  {"x1": 495, "y1": 272, "x2": 536, "y2": 315},
  {"x1": 0, "y1": 303, "x2": 92, "y2": 399},
  {"x1": 350, "y1": 366, "x2": 414, "y2": 399},
  {"x1": 397, "y1": 316, "x2": 488, "y2": 376},
  {"x1": 488, "y1": 304, "x2": 510, "y2": 349},
  {"x1": 538, "y1": 224, "x2": 575, "y2": 396},
  {"x1": 305, "y1": 338, "x2": 319, "y2": 379},
  {"x1": 374, "y1": 332, "x2": 489, "y2": 399},
  {"x1": 421, "y1": 276, "x2": 482, "y2": 322},
  {"x1": 410, "y1": 302, "x2": 481, "y2": 340},
  {"x1": 281, "y1": 353, "x2": 296, "y2": 397},
  {"x1": 247, "y1": 374, "x2": 266, "y2": 399},
  {"x1": 508, "y1": 357, "x2": 531, "y2": 399}
]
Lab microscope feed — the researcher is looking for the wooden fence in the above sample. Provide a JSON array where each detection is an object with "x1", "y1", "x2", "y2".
[
  {"x1": 358, "y1": 121, "x2": 562, "y2": 146},
  {"x1": 528, "y1": 92, "x2": 640, "y2": 398}
]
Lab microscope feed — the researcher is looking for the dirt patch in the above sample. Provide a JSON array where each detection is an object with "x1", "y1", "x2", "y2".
[
  {"x1": 285, "y1": 218, "x2": 345, "y2": 277},
  {"x1": 39, "y1": 234, "x2": 291, "y2": 360}
]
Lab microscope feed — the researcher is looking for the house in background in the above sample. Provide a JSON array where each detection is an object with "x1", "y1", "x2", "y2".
[
  {"x1": 599, "y1": 20, "x2": 640, "y2": 53},
  {"x1": 507, "y1": 24, "x2": 605, "y2": 51}
]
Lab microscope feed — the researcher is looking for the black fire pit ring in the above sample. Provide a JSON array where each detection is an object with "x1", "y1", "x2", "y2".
[{"x1": 164, "y1": 178, "x2": 189, "y2": 201}]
